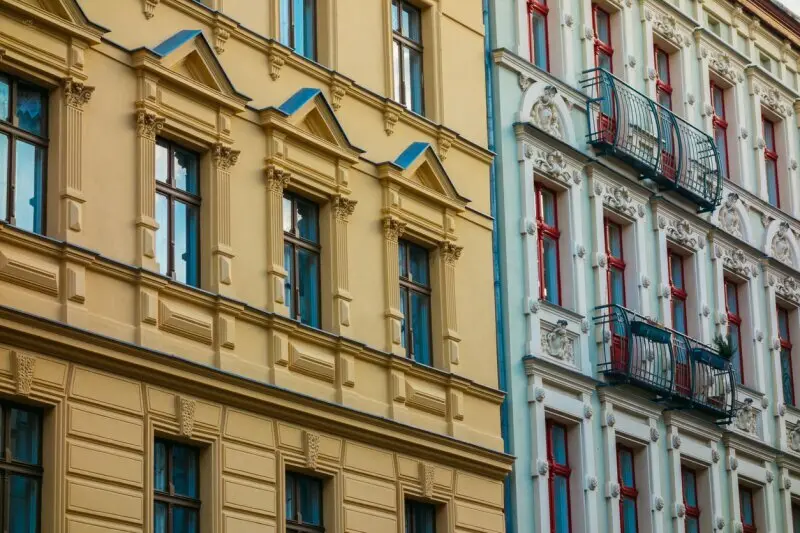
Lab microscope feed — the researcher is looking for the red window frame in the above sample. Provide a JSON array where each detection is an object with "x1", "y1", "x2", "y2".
[
  {"x1": 546, "y1": 420, "x2": 572, "y2": 533},
  {"x1": 654, "y1": 46, "x2": 673, "y2": 110},
  {"x1": 527, "y1": 0, "x2": 550, "y2": 72},
  {"x1": 725, "y1": 279, "x2": 744, "y2": 381},
  {"x1": 592, "y1": 4, "x2": 613, "y2": 71},
  {"x1": 682, "y1": 467, "x2": 701, "y2": 530},
  {"x1": 604, "y1": 218, "x2": 626, "y2": 306},
  {"x1": 779, "y1": 306, "x2": 795, "y2": 405},
  {"x1": 740, "y1": 486, "x2": 757, "y2": 533},
  {"x1": 763, "y1": 117, "x2": 780, "y2": 208},
  {"x1": 711, "y1": 82, "x2": 730, "y2": 180},
  {"x1": 669, "y1": 251, "x2": 691, "y2": 394},
  {"x1": 536, "y1": 183, "x2": 562, "y2": 304},
  {"x1": 617, "y1": 446, "x2": 638, "y2": 533},
  {"x1": 668, "y1": 251, "x2": 688, "y2": 333}
]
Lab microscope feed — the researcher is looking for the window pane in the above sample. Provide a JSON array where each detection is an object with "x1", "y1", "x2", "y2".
[
  {"x1": 622, "y1": 497, "x2": 638, "y2": 533},
  {"x1": 713, "y1": 86, "x2": 725, "y2": 117},
  {"x1": 411, "y1": 291, "x2": 431, "y2": 365},
  {"x1": 283, "y1": 196, "x2": 293, "y2": 232},
  {"x1": 302, "y1": 0, "x2": 316, "y2": 59},
  {"x1": 682, "y1": 470, "x2": 697, "y2": 506},
  {"x1": 393, "y1": 41, "x2": 402, "y2": 103},
  {"x1": 14, "y1": 140, "x2": 44, "y2": 234},
  {"x1": 399, "y1": 240, "x2": 408, "y2": 279},
  {"x1": 409, "y1": 48, "x2": 424, "y2": 115},
  {"x1": 715, "y1": 127, "x2": 728, "y2": 179},
  {"x1": 154, "y1": 501, "x2": 168, "y2": 533},
  {"x1": 553, "y1": 475, "x2": 570, "y2": 533},
  {"x1": 673, "y1": 299, "x2": 687, "y2": 334},
  {"x1": 174, "y1": 200, "x2": 200, "y2": 287},
  {"x1": 279, "y1": 0, "x2": 291, "y2": 46},
  {"x1": 595, "y1": 10, "x2": 610, "y2": 43},
  {"x1": 726, "y1": 283, "x2": 738, "y2": 315},
  {"x1": 539, "y1": 189, "x2": 557, "y2": 226},
  {"x1": 10, "y1": 408, "x2": 40, "y2": 464},
  {"x1": 0, "y1": 133, "x2": 7, "y2": 221},
  {"x1": 16, "y1": 84, "x2": 44, "y2": 136},
  {"x1": 741, "y1": 490, "x2": 754, "y2": 525},
  {"x1": 766, "y1": 160, "x2": 779, "y2": 207},
  {"x1": 285, "y1": 243, "x2": 295, "y2": 317},
  {"x1": 9, "y1": 475, "x2": 39, "y2": 533},
  {"x1": 403, "y1": 46, "x2": 412, "y2": 108},
  {"x1": 400, "y1": 286, "x2": 408, "y2": 349},
  {"x1": 298, "y1": 476, "x2": 323, "y2": 525},
  {"x1": 408, "y1": 243, "x2": 429, "y2": 286},
  {"x1": 408, "y1": 501, "x2": 436, "y2": 533},
  {"x1": 155, "y1": 193, "x2": 169, "y2": 277},
  {"x1": 156, "y1": 142, "x2": 169, "y2": 183},
  {"x1": 172, "y1": 506, "x2": 199, "y2": 533},
  {"x1": 297, "y1": 248, "x2": 320, "y2": 328},
  {"x1": 0, "y1": 77, "x2": 8, "y2": 122},
  {"x1": 171, "y1": 444, "x2": 198, "y2": 498},
  {"x1": 619, "y1": 449, "x2": 634, "y2": 487},
  {"x1": 656, "y1": 50, "x2": 669, "y2": 83},
  {"x1": 764, "y1": 120, "x2": 775, "y2": 150},
  {"x1": 610, "y1": 268, "x2": 625, "y2": 306},
  {"x1": 782, "y1": 349, "x2": 795, "y2": 405},
  {"x1": 532, "y1": 12, "x2": 548, "y2": 70},
  {"x1": 779, "y1": 309, "x2": 791, "y2": 339},
  {"x1": 658, "y1": 90, "x2": 672, "y2": 110},
  {"x1": 542, "y1": 236, "x2": 560, "y2": 305},
  {"x1": 686, "y1": 517, "x2": 699, "y2": 533},
  {"x1": 670, "y1": 255, "x2": 684, "y2": 289},
  {"x1": 392, "y1": 1, "x2": 400, "y2": 30},
  {"x1": 295, "y1": 197, "x2": 318, "y2": 242},
  {"x1": 598, "y1": 51, "x2": 612, "y2": 72},
  {"x1": 403, "y1": 4, "x2": 421, "y2": 42},
  {"x1": 730, "y1": 322, "x2": 742, "y2": 383},
  {"x1": 286, "y1": 473, "x2": 296, "y2": 520},
  {"x1": 793, "y1": 506, "x2": 800, "y2": 533},
  {"x1": 154, "y1": 440, "x2": 168, "y2": 492},
  {"x1": 173, "y1": 147, "x2": 198, "y2": 194},
  {"x1": 550, "y1": 424, "x2": 567, "y2": 465},
  {"x1": 607, "y1": 223, "x2": 622, "y2": 258}
]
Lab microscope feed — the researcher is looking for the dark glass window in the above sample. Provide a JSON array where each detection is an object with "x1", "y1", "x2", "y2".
[
  {"x1": 711, "y1": 82, "x2": 730, "y2": 180},
  {"x1": 668, "y1": 251, "x2": 687, "y2": 334},
  {"x1": 155, "y1": 139, "x2": 200, "y2": 287},
  {"x1": 280, "y1": 0, "x2": 317, "y2": 60},
  {"x1": 682, "y1": 467, "x2": 700, "y2": 533},
  {"x1": 536, "y1": 184, "x2": 561, "y2": 305},
  {"x1": 740, "y1": 486, "x2": 757, "y2": 533},
  {"x1": 725, "y1": 279, "x2": 744, "y2": 384},
  {"x1": 617, "y1": 446, "x2": 638, "y2": 533},
  {"x1": 763, "y1": 118, "x2": 779, "y2": 208},
  {"x1": 605, "y1": 219, "x2": 625, "y2": 307},
  {"x1": 547, "y1": 421, "x2": 572, "y2": 533},
  {"x1": 593, "y1": 5, "x2": 613, "y2": 72},
  {"x1": 654, "y1": 47, "x2": 672, "y2": 110},
  {"x1": 286, "y1": 472, "x2": 324, "y2": 533},
  {"x1": 392, "y1": 0, "x2": 424, "y2": 115},
  {"x1": 405, "y1": 500, "x2": 436, "y2": 533},
  {"x1": 399, "y1": 239, "x2": 432, "y2": 365},
  {"x1": 779, "y1": 306, "x2": 795, "y2": 406},
  {"x1": 792, "y1": 504, "x2": 800, "y2": 533},
  {"x1": 0, "y1": 403, "x2": 42, "y2": 533},
  {"x1": 283, "y1": 192, "x2": 321, "y2": 328},
  {"x1": 154, "y1": 439, "x2": 200, "y2": 533},
  {"x1": 528, "y1": 0, "x2": 550, "y2": 71},
  {"x1": 0, "y1": 74, "x2": 47, "y2": 234}
]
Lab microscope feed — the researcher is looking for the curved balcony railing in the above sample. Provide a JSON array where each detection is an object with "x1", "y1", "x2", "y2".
[
  {"x1": 594, "y1": 305, "x2": 736, "y2": 421},
  {"x1": 582, "y1": 68, "x2": 723, "y2": 213}
]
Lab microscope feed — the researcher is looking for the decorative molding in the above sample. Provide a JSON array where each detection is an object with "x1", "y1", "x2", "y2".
[
  {"x1": 158, "y1": 301, "x2": 214, "y2": 344},
  {"x1": 440, "y1": 241, "x2": 463, "y2": 265},
  {"x1": 405, "y1": 381, "x2": 447, "y2": 416},
  {"x1": 663, "y1": 217, "x2": 700, "y2": 249},
  {"x1": 268, "y1": 48, "x2": 288, "y2": 81},
  {"x1": 332, "y1": 196, "x2": 357, "y2": 221},
  {"x1": 711, "y1": 449, "x2": 720, "y2": 463},
  {"x1": 651, "y1": 11, "x2": 687, "y2": 47},
  {"x1": 771, "y1": 222, "x2": 793, "y2": 265},
  {"x1": 775, "y1": 275, "x2": 800, "y2": 304},
  {"x1": 143, "y1": 0, "x2": 159, "y2": 19},
  {"x1": 650, "y1": 427, "x2": 660, "y2": 442},
  {"x1": 534, "y1": 387, "x2": 546, "y2": 402},
  {"x1": 671, "y1": 434, "x2": 682, "y2": 449},
  {"x1": 601, "y1": 185, "x2": 645, "y2": 219},
  {"x1": 587, "y1": 476, "x2": 598, "y2": 491},
  {"x1": 654, "y1": 495, "x2": 665, "y2": 511},
  {"x1": 541, "y1": 320, "x2": 574, "y2": 364},
  {"x1": 265, "y1": 164, "x2": 291, "y2": 192},
  {"x1": 519, "y1": 74, "x2": 534, "y2": 92},
  {"x1": 135, "y1": 109, "x2": 165, "y2": 140},
  {"x1": 63, "y1": 79, "x2": 95, "y2": 109},
  {"x1": 757, "y1": 84, "x2": 791, "y2": 116},
  {"x1": 717, "y1": 193, "x2": 743, "y2": 239},
  {"x1": 533, "y1": 149, "x2": 576, "y2": 186},
  {"x1": 212, "y1": 143, "x2": 240, "y2": 171},
  {"x1": 289, "y1": 343, "x2": 336, "y2": 383},
  {"x1": 384, "y1": 108, "x2": 399, "y2": 136},
  {"x1": 177, "y1": 396, "x2": 196, "y2": 437},
  {"x1": 0, "y1": 250, "x2": 59, "y2": 296},
  {"x1": 788, "y1": 423, "x2": 800, "y2": 452},
  {"x1": 735, "y1": 401, "x2": 757, "y2": 435},
  {"x1": 530, "y1": 85, "x2": 563, "y2": 140},
  {"x1": 13, "y1": 351, "x2": 35, "y2": 396},
  {"x1": 213, "y1": 26, "x2": 230, "y2": 55},
  {"x1": 708, "y1": 50, "x2": 741, "y2": 84},
  {"x1": 536, "y1": 459, "x2": 549, "y2": 476},
  {"x1": 305, "y1": 431, "x2": 320, "y2": 469},
  {"x1": 716, "y1": 246, "x2": 754, "y2": 278},
  {"x1": 584, "y1": 404, "x2": 594, "y2": 419},
  {"x1": 420, "y1": 462, "x2": 435, "y2": 497}
]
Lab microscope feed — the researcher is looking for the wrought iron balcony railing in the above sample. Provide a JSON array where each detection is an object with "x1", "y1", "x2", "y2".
[
  {"x1": 594, "y1": 305, "x2": 736, "y2": 422},
  {"x1": 582, "y1": 68, "x2": 723, "y2": 213}
]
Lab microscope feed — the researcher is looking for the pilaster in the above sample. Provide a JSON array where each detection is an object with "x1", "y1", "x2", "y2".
[
  {"x1": 331, "y1": 195, "x2": 357, "y2": 336},
  {"x1": 210, "y1": 143, "x2": 239, "y2": 296},
  {"x1": 135, "y1": 108, "x2": 164, "y2": 273},
  {"x1": 383, "y1": 217, "x2": 406, "y2": 356},
  {"x1": 265, "y1": 164, "x2": 291, "y2": 316},
  {"x1": 437, "y1": 240, "x2": 462, "y2": 371}
]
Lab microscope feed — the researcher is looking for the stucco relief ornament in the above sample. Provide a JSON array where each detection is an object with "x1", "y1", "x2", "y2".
[
  {"x1": 584, "y1": 25, "x2": 595, "y2": 40},
  {"x1": 650, "y1": 427, "x2": 660, "y2": 442},
  {"x1": 723, "y1": 249, "x2": 752, "y2": 278},
  {"x1": 779, "y1": 403, "x2": 787, "y2": 417},
  {"x1": 135, "y1": 109, "x2": 165, "y2": 140},
  {"x1": 606, "y1": 413, "x2": 616, "y2": 427},
  {"x1": 584, "y1": 404, "x2": 594, "y2": 419},
  {"x1": 63, "y1": 79, "x2": 95, "y2": 109},
  {"x1": 709, "y1": 50, "x2": 739, "y2": 84},
  {"x1": 718, "y1": 193, "x2": 743, "y2": 239},
  {"x1": 581, "y1": 318, "x2": 589, "y2": 334},
  {"x1": 518, "y1": 75, "x2": 534, "y2": 92},
  {"x1": 305, "y1": 431, "x2": 320, "y2": 469},
  {"x1": 733, "y1": 522, "x2": 744, "y2": 533},
  {"x1": 786, "y1": 477, "x2": 793, "y2": 490},
  {"x1": 537, "y1": 459, "x2": 549, "y2": 476},
  {"x1": 576, "y1": 245, "x2": 587, "y2": 259},
  {"x1": 266, "y1": 164, "x2": 291, "y2": 192},
  {"x1": 716, "y1": 517, "x2": 725, "y2": 530},
  {"x1": 740, "y1": 127, "x2": 749, "y2": 140},
  {"x1": 609, "y1": 482, "x2": 621, "y2": 498},
  {"x1": 665, "y1": 219, "x2": 698, "y2": 249},
  {"x1": 671, "y1": 434, "x2": 681, "y2": 449},
  {"x1": 760, "y1": 85, "x2": 790, "y2": 116},
  {"x1": 766, "y1": 471, "x2": 774, "y2": 483},
  {"x1": 13, "y1": 352, "x2": 35, "y2": 396},
  {"x1": 534, "y1": 150, "x2": 572, "y2": 185},
  {"x1": 788, "y1": 424, "x2": 800, "y2": 452},
  {"x1": 653, "y1": 12, "x2": 685, "y2": 47},
  {"x1": 542, "y1": 320, "x2": 574, "y2": 363},
  {"x1": 420, "y1": 463, "x2": 435, "y2": 497},
  {"x1": 534, "y1": 387, "x2": 546, "y2": 402},
  {"x1": 641, "y1": 276, "x2": 651, "y2": 289},
  {"x1": 587, "y1": 476, "x2": 598, "y2": 491},
  {"x1": 675, "y1": 503, "x2": 686, "y2": 518},
  {"x1": 756, "y1": 329, "x2": 764, "y2": 342},
  {"x1": 702, "y1": 305, "x2": 710, "y2": 318},
  {"x1": 735, "y1": 400, "x2": 757, "y2": 435},
  {"x1": 143, "y1": 0, "x2": 159, "y2": 19},
  {"x1": 530, "y1": 85, "x2": 564, "y2": 140},
  {"x1": 212, "y1": 144, "x2": 240, "y2": 171},
  {"x1": 771, "y1": 222, "x2": 793, "y2": 265},
  {"x1": 440, "y1": 241, "x2": 463, "y2": 265},
  {"x1": 603, "y1": 185, "x2": 639, "y2": 218},
  {"x1": 383, "y1": 218, "x2": 407, "y2": 243},
  {"x1": 178, "y1": 397, "x2": 197, "y2": 438},
  {"x1": 332, "y1": 196, "x2": 358, "y2": 221},
  {"x1": 653, "y1": 496, "x2": 665, "y2": 511},
  {"x1": 711, "y1": 449, "x2": 720, "y2": 463},
  {"x1": 530, "y1": 299, "x2": 540, "y2": 314},
  {"x1": 776, "y1": 276, "x2": 800, "y2": 304},
  {"x1": 564, "y1": 14, "x2": 574, "y2": 27}
]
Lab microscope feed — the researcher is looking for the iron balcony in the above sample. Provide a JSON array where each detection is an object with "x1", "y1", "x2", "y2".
[{"x1": 582, "y1": 68, "x2": 723, "y2": 213}]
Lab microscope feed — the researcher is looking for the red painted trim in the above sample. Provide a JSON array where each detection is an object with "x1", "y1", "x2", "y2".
[
  {"x1": 779, "y1": 306, "x2": 795, "y2": 405},
  {"x1": 740, "y1": 486, "x2": 758, "y2": 533},
  {"x1": 681, "y1": 467, "x2": 701, "y2": 525},
  {"x1": 527, "y1": 0, "x2": 551, "y2": 72},
  {"x1": 536, "y1": 184, "x2": 562, "y2": 305},
  {"x1": 617, "y1": 446, "x2": 638, "y2": 533},
  {"x1": 711, "y1": 82, "x2": 731, "y2": 180},
  {"x1": 763, "y1": 117, "x2": 781, "y2": 208},
  {"x1": 668, "y1": 251, "x2": 688, "y2": 333},
  {"x1": 654, "y1": 46, "x2": 673, "y2": 110},
  {"x1": 546, "y1": 421, "x2": 572, "y2": 533},
  {"x1": 592, "y1": 4, "x2": 614, "y2": 71},
  {"x1": 604, "y1": 218, "x2": 626, "y2": 306}
]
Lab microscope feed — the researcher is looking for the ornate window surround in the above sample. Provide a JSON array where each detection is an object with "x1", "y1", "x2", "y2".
[
  {"x1": 377, "y1": 142, "x2": 466, "y2": 373},
  {"x1": 765, "y1": 261, "x2": 800, "y2": 420},
  {"x1": 260, "y1": 88, "x2": 362, "y2": 336},
  {"x1": 580, "y1": 0, "x2": 633, "y2": 83},
  {"x1": 641, "y1": 4, "x2": 692, "y2": 117},
  {"x1": 723, "y1": 436, "x2": 775, "y2": 533}
]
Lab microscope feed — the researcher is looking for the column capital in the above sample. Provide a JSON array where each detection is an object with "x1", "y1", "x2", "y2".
[
  {"x1": 265, "y1": 164, "x2": 291, "y2": 192},
  {"x1": 383, "y1": 217, "x2": 407, "y2": 243},
  {"x1": 63, "y1": 78, "x2": 95, "y2": 109},
  {"x1": 440, "y1": 241, "x2": 463, "y2": 265},
  {"x1": 135, "y1": 109, "x2": 165, "y2": 140},
  {"x1": 332, "y1": 195, "x2": 357, "y2": 221},
  {"x1": 213, "y1": 143, "x2": 240, "y2": 171}
]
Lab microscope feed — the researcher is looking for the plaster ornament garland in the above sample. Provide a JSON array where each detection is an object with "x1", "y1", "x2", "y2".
[
  {"x1": 717, "y1": 193, "x2": 743, "y2": 239},
  {"x1": 775, "y1": 276, "x2": 800, "y2": 304},
  {"x1": 420, "y1": 463, "x2": 435, "y2": 497},
  {"x1": 305, "y1": 431, "x2": 320, "y2": 469},
  {"x1": 178, "y1": 397, "x2": 197, "y2": 438},
  {"x1": 533, "y1": 149, "x2": 572, "y2": 186},
  {"x1": 542, "y1": 320, "x2": 574, "y2": 363},
  {"x1": 603, "y1": 185, "x2": 642, "y2": 218},
  {"x1": 722, "y1": 248, "x2": 753, "y2": 278},
  {"x1": 771, "y1": 222, "x2": 794, "y2": 265},
  {"x1": 758, "y1": 85, "x2": 791, "y2": 117},
  {"x1": 530, "y1": 85, "x2": 564, "y2": 140},
  {"x1": 708, "y1": 50, "x2": 740, "y2": 84},
  {"x1": 13, "y1": 351, "x2": 35, "y2": 396},
  {"x1": 652, "y1": 12, "x2": 686, "y2": 47},
  {"x1": 664, "y1": 218, "x2": 699, "y2": 249}
]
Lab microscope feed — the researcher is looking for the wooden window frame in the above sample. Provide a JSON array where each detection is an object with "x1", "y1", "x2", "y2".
[
  {"x1": 779, "y1": 305, "x2": 795, "y2": 406},
  {"x1": 711, "y1": 82, "x2": 731, "y2": 180},
  {"x1": 725, "y1": 278, "x2": 744, "y2": 382},
  {"x1": 604, "y1": 218, "x2": 626, "y2": 307},
  {"x1": 592, "y1": 4, "x2": 614, "y2": 71},
  {"x1": 682, "y1": 467, "x2": 701, "y2": 531},
  {"x1": 535, "y1": 183, "x2": 562, "y2": 305},
  {"x1": 286, "y1": 472, "x2": 325, "y2": 533},
  {"x1": 763, "y1": 117, "x2": 780, "y2": 208},
  {"x1": 740, "y1": 486, "x2": 757, "y2": 533},
  {"x1": 155, "y1": 138, "x2": 201, "y2": 286},
  {"x1": 283, "y1": 191, "x2": 322, "y2": 326},
  {"x1": 668, "y1": 251, "x2": 688, "y2": 333},
  {"x1": 281, "y1": 0, "x2": 318, "y2": 60},
  {"x1": 0, "y1": 73, "x2": 48, "y2": 233},
  {"x1": 153, "y1": 439, "x2": 201, "y2": 533},
  {"x1": 546, "y1": 420, "x2": 572, "y2": 533},
  {"x1": 617, "y1": 446, "x2": 639, "y2": 533},
  {"x1": 399, "y1": 239, "x2": 433, "y2": 364},
  {"x1": 392, "y1": 0, "x2": 425, "y2": 115},
  {"x1": 654, "y1": 46, "x2": 673, "y2": 110},
  {"x1": 527, "y1": 0, "x2": 551, "y2": 72}
]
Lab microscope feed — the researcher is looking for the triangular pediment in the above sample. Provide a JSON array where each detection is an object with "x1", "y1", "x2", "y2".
[
  {"x1": 392, "y1": 142, "x2": 465, "y2": 203},
  {"x1": 275, "y1": 88, "x2": 360, "y2": 155},
  {"x1": 6, "y1": 0, "x2": 107, "y2": 40}
]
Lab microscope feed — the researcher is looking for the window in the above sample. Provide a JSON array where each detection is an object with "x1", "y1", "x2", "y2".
[
  {"x1": 593, "y1": 5, "x2": 613, "y2": 72},
  {"x1": 528, "y1": 0, "x2": 550, "y2": 71},
  {"x1": 392, "y1": 0, "x2": 424, "y2": 115},
  {"x1": 405, "y1": 500, "x2": 436, "y2": 533},
  {"x1": 682, "y1": 468, "x2": 700, "y2": 533},
  {"x1": 279, "y1": 0, "x2": 317, "y2": 60},
  {"x1": 154, "y1": 439, "x2": 200, "y2": 533},
  {"x1": 669, "y1": 251, "x2": 687, "y2": 334},
  {"x1": 725, "y1": 279, "x2": 744, "y2": 384},
  {"x1": 286, "y1": 472, "x2": 324, "y2": 533},
  {"x1": 399, "y1": 239, "x2": 432, "y2": 365},
  {"x1": 760, "y1": 53, "x2": 773, "y2": 73},
  {"x1": 536, "y1": 184, "x2": 561, "y2": 306},
  {"x1": 283, "y1": 192, "x2": 321, "y2": 328},
  {"x1": 740, "y1": 486, "x2": 757, "y2": 533},
  {"x1": 605, "y1": 218, "x2": 625, "y2": 307},
  {"x1": 547, "y1": 421, "x2": 572, "y2": 533},
  {"x1": 708, "y1": 18, "x2": 721, "y2": 37},
  {"x1": 711, "y1": 82, "x2": 730, "y2": 180},
  {"x1": 779, "y1": 306, "x2": 795, "y2": 406},
  {"x1": 0, "y1": 403, "x2": 41, "y2": 533},
  {"x1": 792, "y1": 503, "x2": 800, "y2": 533},
  {"x1": 763, "y1": 118, "x2": 779, "y2": 207},
  {"x1": 617, "y1": 446, "x2": 639, "y2": 533},
  {"x1": 655, "y1": 47, "x2": 673, "y2": 110},
  {"x1": 155, "y1": 139, "x2": 200, "y2": 287},
  {"x1": 0, "y1": 74, "x2": 47, "y2": 234}
]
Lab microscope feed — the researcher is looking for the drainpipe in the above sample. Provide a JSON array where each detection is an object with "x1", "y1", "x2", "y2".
[{"x1": 482, "y1": 2, "x2": 515, "y2": 533}]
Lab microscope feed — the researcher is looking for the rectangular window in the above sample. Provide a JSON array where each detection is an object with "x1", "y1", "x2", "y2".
[
  {"x1": 617, "y1": 446, "x2": 639, "y2": 533},
  {"x1": 760, "y1": 53, "x2": 773, "y2": 73},
  {"x1": 740, "y1": 486, "x2": 757, "y2": 533},
  {"x1": 682, "y1": 468, "x2": 700, "y2": 533},
  {"x1": 399, "y1": 239, "x2": 432, "y2": 365},
  {"x1": 283, "y1": 192, "x2": 321, "y2": 328},
  {"x1": 155, "y1": 139, "x2": 200, "y2": 287},
  {"x1": 711, "y1": 82, "x2": 730, "y2": 180},
  {"x1": 279, "y1": 0, "x2": 317, "y2": 60},
  {"x1": 779, "y1": 306, "x2": 795, "y2": 406},
  {"x1": 725, "y1": 279, "x2": 744, "y2": 384},
  {"x1": 669, "y1": 251, "x2": 687, "y2": 334},
  {"x1": 286, "y1": 472, "x2": 324, "y2": 532},
  {"x1": 392, "y1": 0, "x2": 424, "y2": 115},
  {"x1": 0, "y1": 403, "x2": 41, "y2": 533},
  {"x1": 655, "y1": 47, "x2": 673, "y2": 110},
  {"x1": 536, "y1": 184, "x2": 561, "y2": 306},
  {"x1": 406, "y1": 500, "x2": 436, "y2": 533},
  {"x1": 154, "y1": 439, "x2": 200, "y2": 533},
  {"x1": 593, "y1": 5, "x2": 613, "y2": 72},
  {"x1": 792, "y1": 504, "x2": 800, "y2": 533},
  {"x1": 547, "y1": 421, "x2": 572, "y2": 533},
  {"x1": 763, "y1": 118, "x2": 780, "y2": 208},
  {"x1": 605, "y1": 218, "x2": 626, "y2": 307},
  {"x1": 528, "y1": 0, "x2": 550, "y2": 71},
  {"x1": 0, "y1": 73, "x2": 47, "y2": 235}
]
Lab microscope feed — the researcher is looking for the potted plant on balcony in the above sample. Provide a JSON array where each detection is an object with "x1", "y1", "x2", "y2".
[{"x1": 712, "y1": 334, "x2": 735, "y2": 360}]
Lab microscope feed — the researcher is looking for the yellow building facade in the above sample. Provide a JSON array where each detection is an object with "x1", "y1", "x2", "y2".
[{"x1": 0, "y1": 0, "x2": 509, "y2": 532}]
